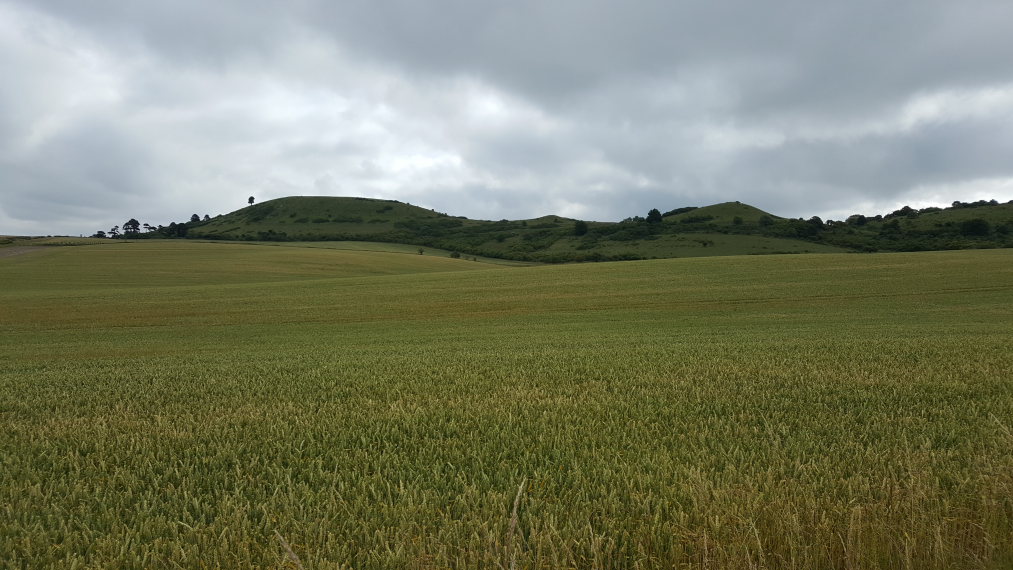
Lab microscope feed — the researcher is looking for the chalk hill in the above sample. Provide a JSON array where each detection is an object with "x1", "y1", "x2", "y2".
[{"x1": 175, "y1": 196, "x2": 1013, "y2": 262}]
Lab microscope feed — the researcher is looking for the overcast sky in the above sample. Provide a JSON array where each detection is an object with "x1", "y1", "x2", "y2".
[{"x1": 3, "y1": 1, "x2": 1013, "y2": 236}]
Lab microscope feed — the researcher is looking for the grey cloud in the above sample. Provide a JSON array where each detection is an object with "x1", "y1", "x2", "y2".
[
  {"x1": 1, "y1": 119, "x2": 156, "y2": 227},
  {"x1": 3, "y1": 0, "x2": 1013, "y2": 236}
]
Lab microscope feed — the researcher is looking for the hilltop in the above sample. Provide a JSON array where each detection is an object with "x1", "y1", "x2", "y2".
[
  {"x1": 103, "y1": 196, "x2": 1013, "y2": 262},
  {"x1": 176, "y1": 196, "x2": 844, "y2": 262}
]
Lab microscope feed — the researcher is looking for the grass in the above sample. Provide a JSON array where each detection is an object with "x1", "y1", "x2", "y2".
[
  {"x1": 220, "y1": 240, "x2": 539, "y2": 266},
  {"x1": 662, "y1": 201, "x2": 780, "y2": 224},
  {"x1": 0, "y1": 240, "x2": 499, "y2": 291},
  {"x1": 1, "y1": 243, "x2": 1012, "y2": 568},
  {"x1": 547, "y1": 232, "x2": 849, "y2": 259}
]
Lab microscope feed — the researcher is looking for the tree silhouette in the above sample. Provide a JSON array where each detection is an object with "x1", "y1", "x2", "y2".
[
  {"x1": 248, "y1": 196, "x2": 255, "y2": 205},
  {"x1": 123, "y1": 219, "x2": 141, "y2": 235}
]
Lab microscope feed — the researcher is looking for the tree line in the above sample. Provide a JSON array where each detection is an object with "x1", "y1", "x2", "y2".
[{"x1": 92, "y1": 214, "x2": 212, "y2": 239}]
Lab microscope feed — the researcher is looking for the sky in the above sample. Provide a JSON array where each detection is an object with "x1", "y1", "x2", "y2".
[{"x1": 3, "y1": 1, "x2": 1013, "y2": 236}]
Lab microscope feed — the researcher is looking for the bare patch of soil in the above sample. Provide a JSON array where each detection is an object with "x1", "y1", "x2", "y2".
[{"x1": 0, "y1": 246, "x2": 46, "y2": 259}]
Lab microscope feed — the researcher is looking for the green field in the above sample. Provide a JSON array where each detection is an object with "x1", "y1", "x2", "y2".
[{"x1": 2, "y1": 242, "x2": 1012, "y2": 568}]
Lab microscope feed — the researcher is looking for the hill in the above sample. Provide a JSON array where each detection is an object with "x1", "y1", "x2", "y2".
[
  {"x1": 131, "y1": 196, "x2": 1013, "y2": 262},
  {"x1": 176, "y1": 196, "x2": 846, "y2": 261},
  {"x1": 817, "y1": 199, "x2": 1013, "y2": 252},
  {"x1": 663, "y1": 201, "x2": 780, "y2": 224}
]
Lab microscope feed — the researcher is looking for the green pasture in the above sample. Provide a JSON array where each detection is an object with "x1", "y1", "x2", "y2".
[
  {"x1": 1, "y1": 243, "x2": 1012, "y2": 568},
  {"x1": 545, "y1": 232, "x2": 848, "y2": 259}
]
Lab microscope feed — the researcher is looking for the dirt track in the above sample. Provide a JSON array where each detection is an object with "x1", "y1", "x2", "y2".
[{"x1": 0, "y1": 246, "x2": 45, "y2": 258}]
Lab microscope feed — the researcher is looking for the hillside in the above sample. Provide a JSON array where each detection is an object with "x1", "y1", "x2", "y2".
[
  {"x1": 663, "y1": 201, "x2": 780, "y2": 224},
  {"x1": 138, "y1": 196, "x2": 1013, "y2": 262},
  {"x1": 177, "y1": 196, "x2": 845, "y2": 261}
]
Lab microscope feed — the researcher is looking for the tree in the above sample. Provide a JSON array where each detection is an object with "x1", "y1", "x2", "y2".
[
  {"x1": 143, "y1": 223, "x2": 154, "y2": 233},
  {"x1": 758, "y1": 216, "x2": 774, "y2": 227},
  {"x1": 203, "y1": 214, "x2": 211, "y2": 222},
  {"x1": 732, "y1": 216, "x2": 744, "y2": 225},
  {"x1": 646, "y1": 208, "x2": 663, "y2": 224},
  {"x1": 92, "y1": 230, "x2": 107, "y2": 238},
  {"x1": 960, "y1": 218, "x2": 991, "y2": 237},
  {"x1": 190, "y1": 214, "x2": 200, "y2": 223},
  {"x1": 123, "y1": 218, "x2": 141, "y2": 235},
  {"x1": 248, "y1": 196, "x2": 255, "y2": 205},
  {"x1": 574, "y1": 220, "x2": 589, "y2": 236},
  {"x1": 109, "y1": 225, "x2": 120, "y2": 238}
]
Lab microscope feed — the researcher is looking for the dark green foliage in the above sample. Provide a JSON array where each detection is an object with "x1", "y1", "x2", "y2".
[
  {"x1": 960, "y1": 218, "x2": 991, "y2": 237},
  {"x1": 162, "y1": 195, "x2": 1013, "y2": 263},
  {"x1": 886, "y1": 206, "x2": 918, "y2": 219},
  {"x1": 662, "y1": 206, "x2": 698, "y2": 217}
]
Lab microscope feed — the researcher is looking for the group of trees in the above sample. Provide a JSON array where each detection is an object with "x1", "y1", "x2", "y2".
[
  {"x1": 93, "y1": 214, "x2": 212, "y2": 239},
  {"x1": 92, "y1": 197, "x2": 253, "y2": 239}
]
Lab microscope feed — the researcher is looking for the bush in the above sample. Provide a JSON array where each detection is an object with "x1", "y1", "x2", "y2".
[{"x1": 960, "y1": 218, "x2": 991, "y2": 237}]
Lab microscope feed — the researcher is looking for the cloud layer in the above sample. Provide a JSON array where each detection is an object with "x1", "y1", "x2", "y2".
[{"x1": 3, "y1": 1, "x2": 1013, "y2": 235}]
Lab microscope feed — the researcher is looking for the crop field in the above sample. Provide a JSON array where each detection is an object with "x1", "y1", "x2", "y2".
[{"x1": 1, "y1": 242, "x2": 1012, "y2": 568}]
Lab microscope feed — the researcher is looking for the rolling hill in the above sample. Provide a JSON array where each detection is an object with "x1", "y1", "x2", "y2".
[
  {"x1": 129, "y1": 196, "x2": 1013, "y2": 262},
  {"x1": 179, "y1": 196, "x2": 844, "y2": 261}
]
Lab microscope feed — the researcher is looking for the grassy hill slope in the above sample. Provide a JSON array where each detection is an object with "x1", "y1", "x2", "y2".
[
  {"x1": 191, "y1": 196, "x2": 481, "y2": 241},
  {"x1": 143, "y1": 196, "x2": 1013, "y2": 262},
  {"x1": 819, "y1": 200, "x2": 1013, "y2": 252},
  {"x1": 663, "y1": 201, "x2": 780, "y2": 224},
  {"x1": 2, "y1": 246, "x2": 1012, "y2": 566},
  {"x1": 182, "y1": 196, "x2": 847, "y2": 261}
]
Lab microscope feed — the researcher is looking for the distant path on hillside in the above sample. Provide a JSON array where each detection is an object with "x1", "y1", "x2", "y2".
[{"x1": 0, "y1": 246, "x2": 46, "y2": 259}]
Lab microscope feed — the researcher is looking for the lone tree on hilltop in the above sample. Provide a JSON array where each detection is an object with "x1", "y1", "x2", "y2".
[
  {"x1": 646, "y1": 208, "x2": 663, "y2": 224},
  {"x1": 248, "y1": 196, "x2": 255, "y2": 205},
  {"x1": 190, "y1": 214, "x2": 200, "y2": 223}
]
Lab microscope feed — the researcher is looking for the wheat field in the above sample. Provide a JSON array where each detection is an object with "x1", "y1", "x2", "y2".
[{"x1": 1, "y1": 242, "x2": 1011, "y2": 568}]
